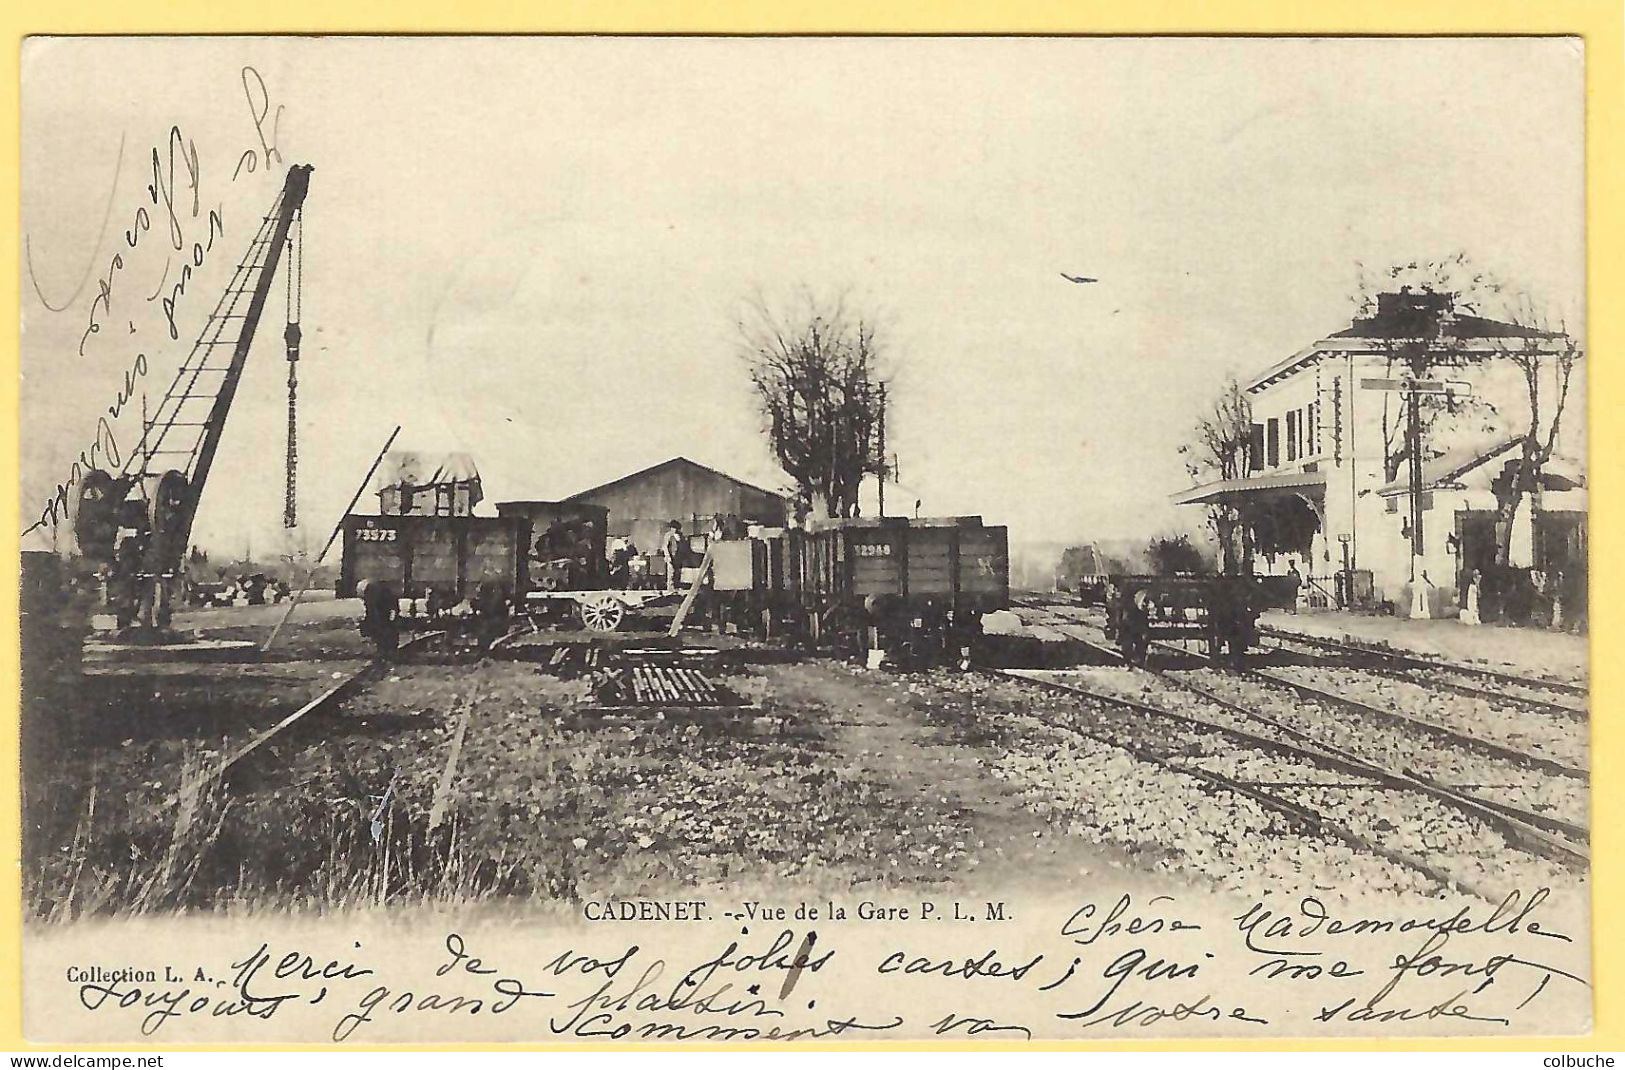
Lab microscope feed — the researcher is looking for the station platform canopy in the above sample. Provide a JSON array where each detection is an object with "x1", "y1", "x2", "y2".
[{"x1": 1172, "y1": 470, "x2": 1326, "y2": 507}]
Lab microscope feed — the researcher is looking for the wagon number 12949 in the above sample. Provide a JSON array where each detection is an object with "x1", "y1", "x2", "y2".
[{"x1": 855, "y1": 543, "x2": 892, "y2": 557}]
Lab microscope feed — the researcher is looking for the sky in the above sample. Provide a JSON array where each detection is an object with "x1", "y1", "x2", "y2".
[{"x1": 19, "y1": 36, "x2": 1585, "y2": 561}]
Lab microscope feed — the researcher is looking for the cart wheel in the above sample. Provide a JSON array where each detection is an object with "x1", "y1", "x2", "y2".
[{"x1": 579, "y1": 595, "x2": 625, "y2": 633}]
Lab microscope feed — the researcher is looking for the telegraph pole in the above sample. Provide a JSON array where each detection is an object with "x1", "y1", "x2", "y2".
[
  {"x1": 877, "y1": 382, "x2": 887, "y2": 517},
  {"x1": 1404, "y1": 339, "x2": 1427, "y2": 581}
]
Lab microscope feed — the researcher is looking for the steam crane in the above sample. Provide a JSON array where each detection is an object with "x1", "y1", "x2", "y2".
[{"x1": 73, "y1": 164, "x2": 313, "y2": 633}]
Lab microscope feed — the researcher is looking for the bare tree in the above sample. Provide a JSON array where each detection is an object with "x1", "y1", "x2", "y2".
[
  {"x1": 738, "y1": 290, "x2": 890, "y2": 519},
  {"x1": 1491, "y1": 296, "x2": 1581, "y2": 567},
  {"x1": 1179, "y1": 374, "x2": 1253, "y2": 573}
]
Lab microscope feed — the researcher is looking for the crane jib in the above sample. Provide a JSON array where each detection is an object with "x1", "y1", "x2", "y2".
[{"x1": 170, "y1": 163, "x2": 313, "y2": 558}]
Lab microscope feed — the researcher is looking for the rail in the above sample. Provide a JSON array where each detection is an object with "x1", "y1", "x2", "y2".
[
  {"x1": 997, "y1": 603, "x2": 1588, "y2": 870},
  {"x1": 978, "y1": 667, "x2": 1496, "y2": 899},
  {"x1": 1259, "y1": 625, "x2": 1588, "y2": 698},
  {"x1": 1262, "y1": 631, "x2": 1587, "y2": 720},
  {"x1": 987, "y1": 664, "x2": 1586, "y2": 877},
  {"x1": 173, "y1": 629, "x2": 446, "y2": 826}
]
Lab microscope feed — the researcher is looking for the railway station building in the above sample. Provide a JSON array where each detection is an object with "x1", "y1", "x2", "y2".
[{"x1": 1175, "y1": 290, "x2": 1585, "y2": 617}]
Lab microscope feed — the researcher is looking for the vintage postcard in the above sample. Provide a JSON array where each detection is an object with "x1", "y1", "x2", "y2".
[{"x1": 15, "y1": 34, "x2": 1594, "y2": 1044}]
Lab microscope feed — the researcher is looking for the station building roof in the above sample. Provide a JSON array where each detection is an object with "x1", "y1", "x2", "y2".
[
  {"x1": 1245, "y1": 292, "x2": 1572, "y2": 394},
  {"x1": 1376, "y1": 438, "x2": 1586, "y2": 497}
]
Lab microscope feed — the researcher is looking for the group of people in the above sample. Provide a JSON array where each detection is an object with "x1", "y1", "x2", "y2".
[
  {"x1": 1458, "y1": 563, "x2": 1586, "y2": 632},
  {"x1": 601, "y1": 520, "x2": 687, "y2": 591},
  {"x1": 535, "y1": 516, "x2": 723, "y2": 593},
  {"x1": 621, "y1": 516, "x2": 751, "y2": 593},
  {"x1": 525, "y1": 514, "x2": 758, "y2": 598}
]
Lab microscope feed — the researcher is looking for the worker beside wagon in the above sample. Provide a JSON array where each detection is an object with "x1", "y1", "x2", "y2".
[
  {"x1": 662, "y1": 520, "x2": 685, "y2": 592},
  {"x1": 358, "y1": 579, "x2": 399, "y2": 658},
  {"x1": 1120, "y1": 588, "x2": 1152, "y2": 666},
  {"x1": 607, "y1": 538, "x2": 633, "y2": 588}
]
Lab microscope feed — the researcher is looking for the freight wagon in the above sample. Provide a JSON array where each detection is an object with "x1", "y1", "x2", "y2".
[
  {"x1": 494, "y1": 501, "x2": 610, "y2": 591},
  {"x1": 340, "y1": 512, "x2": 681, "y2": 636},
  {"x1": 691, "y1": 516, "x2": 1009, "y2": 663},
  {"x1": 338, "y1": 514, "x2": 532, "y2": 606},
  {"x1": 1103, "y1": 574, "x2": 1270, "y2": 664},
  {"x1": 339, "y1": 510, "x2": 1010, "y2": 664}
]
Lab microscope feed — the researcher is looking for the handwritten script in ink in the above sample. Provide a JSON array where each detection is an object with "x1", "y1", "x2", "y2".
[
  {"x1": 23, "y1": 66, "x2": 289, "y2": 539},
  {"x1": 50, "y1": 888, "x2": 1590, "y2": 1042}
]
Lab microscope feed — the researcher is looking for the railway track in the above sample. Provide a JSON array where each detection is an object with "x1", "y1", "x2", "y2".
[
  {"x1": 1017, "y1": 593, "x2": 1589, "y2": 711},
  {"x1": 1017, "y1": 595, "x2": 1586, "y2": 709},
  {"x1": 979, "y1": 665, "x2": 1580, "y2": 901},
  {"x1": 997, "y1": 602, "x2": 1588, "y2": 879},
  {"x1": 1019, "y1": 599, "x2": 1587, "y2": 772},
  {"x1": 1243, "y1": 659, "x2": 1586, "y2": 775},
  {"x1": 199, "y1": 621, "x2": 689, "y2": 799},
  {"x1": 184, "y1": 630, "x2": 451, "y2": 795},
  {"x1": 1260, "y1": 627, "x2": 1588, "y2": 718}
]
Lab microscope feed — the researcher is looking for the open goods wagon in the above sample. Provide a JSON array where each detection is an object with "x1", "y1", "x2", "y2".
[
  {"x1": 793, "y1": 516, "x2": 1009, "y2": 663},
  {"x1": 338, "y1": 514, "x2": 532, "y2": 606},
  {"x1": 337, "y1": 511, "x2": 1010, "y2": 662},
  {"x1": 340, "y1": 513, "x2": 679, "y2": 637},
  {"x1": 661, "y1": 516, "x2": 1010, "y2": 663}
]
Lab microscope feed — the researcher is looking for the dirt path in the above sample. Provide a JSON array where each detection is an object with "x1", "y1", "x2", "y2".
[{"x1": 762, "y1": 660, "x2": 1200, "y2": 901}]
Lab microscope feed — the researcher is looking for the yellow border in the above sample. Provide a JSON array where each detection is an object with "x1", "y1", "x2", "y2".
[{"x1": 3, "y1": 0, "x2": 1619, "y2": 1054}]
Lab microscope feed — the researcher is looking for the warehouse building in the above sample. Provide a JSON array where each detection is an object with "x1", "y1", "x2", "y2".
[{"x1": 557, "y1": 456, "x2": 791, "y2": 554}]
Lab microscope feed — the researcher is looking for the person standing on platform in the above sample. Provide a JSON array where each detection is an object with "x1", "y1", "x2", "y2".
[
  {"x1": 1411, "y1": 570, "x2": 1435, "y2": 620},
  {"x1": 1460, "y1": 569, "x2": 1483, "y2": 626}
]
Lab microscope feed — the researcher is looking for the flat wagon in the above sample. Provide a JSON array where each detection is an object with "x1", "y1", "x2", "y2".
[{"x1": 1103, "y1": 574, "x2": 1267, "y2": 664}]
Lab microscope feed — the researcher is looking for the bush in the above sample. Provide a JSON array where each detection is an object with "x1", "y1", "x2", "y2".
[{"x1": 1144, "y1": 534, "x2": 1210, "y2": 576}]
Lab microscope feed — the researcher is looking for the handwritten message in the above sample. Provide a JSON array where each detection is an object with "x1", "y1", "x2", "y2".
[
  {"x1": 22, "y1": 66, "x2": 288, "y2": 539},
  {"x1": 28, "y1": 887, "x2": 1591, "y2": 1043}
]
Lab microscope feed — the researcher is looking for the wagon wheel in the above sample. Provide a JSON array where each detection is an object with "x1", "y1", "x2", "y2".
[{"x1": 578, "y1": 595, "x2": 626, "y2": 633}]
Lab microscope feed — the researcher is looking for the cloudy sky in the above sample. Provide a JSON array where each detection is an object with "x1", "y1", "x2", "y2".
[{"x1": 20, "y1": 36, "x2": 1584, "y2": 559}]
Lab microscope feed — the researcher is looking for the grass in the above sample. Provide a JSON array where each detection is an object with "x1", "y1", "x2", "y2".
[{"x1": 22, "y1": 649, "x2": 977, "y2": 921}]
